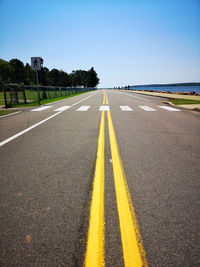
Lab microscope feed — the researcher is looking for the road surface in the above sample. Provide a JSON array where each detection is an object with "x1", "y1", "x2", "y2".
[{"x1": 0, "y1": 90, "x2": 200, "y2": 266}]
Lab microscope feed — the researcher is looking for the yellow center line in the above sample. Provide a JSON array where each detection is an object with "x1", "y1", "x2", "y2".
[
  {"x1": 105, "y1": 94, "x2": 108, "y2": 104},
  {"x1": 85, "y1": 91, "x2": 147, "y2": 266},
  {"x1": 107, "y1": 109, "x2": 148, "y2": 267},
  {"x1": 103, "y1": 91, "x2": 106, "y2": 104},
  {"x1": 85, "y1": 109, "x2": 105, "y2": 266}
]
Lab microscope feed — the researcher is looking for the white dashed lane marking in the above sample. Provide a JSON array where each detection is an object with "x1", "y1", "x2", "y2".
[
  {"x1": 139, "y1": 106, "x2": 156, "y2": 111},
  {"x1": 54, "y1": 106, "x2": 71, "y2": 111},
  {"x1": 31, "y1": 106, "x2": 53, "y2": 111},
  {"x1": 120, "y1": 106, "x2": 133, "y2": 111},
  {"x1": 0, "y1": 91, "x2": 97, "y2": 147},
  {"x1": 117, "y1": 91, "x2": 152, "y2": 101},
  {"x1": 0, "y1": 111, "x2": 21, "y2": 119},
  {"x1": 99, "y1": 106, "x2": 110, "y2": 111},
  {"x1": 76, "y1": 106, "x2": 91, "y2": 111},
  {"x1": 158, "y1": 106, "x2": 180, "y2": 111}
]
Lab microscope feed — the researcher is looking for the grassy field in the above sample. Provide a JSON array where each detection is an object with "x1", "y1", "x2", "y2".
[
  {"x1": 0, "y1": 110, "x2": 20, "y2": 117},
  {"x1": 13, "y1": 91, "x2": 88, "y2": 107},
  {"x1": 169, "y1": 99, "x2": 200, "y2": 105},
  {"x1": 0, "y1": 92, "x2": 5, "y2": 106},
  {"x1": 0, "y1": 99, "x2": 5, "y2": 106},
  {"x1": 0, "y1": 89, "x2": 89, "y2": 108}
]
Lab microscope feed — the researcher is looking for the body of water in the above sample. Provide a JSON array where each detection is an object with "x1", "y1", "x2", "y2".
[{"x1": 129, "y1": 85, "x2": 200, "y2": 94}]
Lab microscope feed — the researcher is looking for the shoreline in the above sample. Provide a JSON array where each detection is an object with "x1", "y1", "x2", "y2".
[
  {"x1": 122, "y1": 89, "x2": 200, "y2": 100},
  {"x1": 120, "y1": 89, "x2": 200, "y2": 112},
  {"x1": 126, "y1": 89, "x2": 200, "y2": 96}
]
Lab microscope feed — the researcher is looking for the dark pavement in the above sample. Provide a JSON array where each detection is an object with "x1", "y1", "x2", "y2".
[{"x1": 0, "y1": 90, "x2": 200, "y2": 266}]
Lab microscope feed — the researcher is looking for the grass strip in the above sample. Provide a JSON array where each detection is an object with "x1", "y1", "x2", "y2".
[
  {"x1": 12, "y1": 91, "x2": 89, "y2": 107},
  {"x1": 0, "y1": 110, "x2": 19, "y2": 116},
  {"x1": 0, "y1": 99, "x2": 5, "y2": 106},
  {"x1": 169, "y1": 99, "x2": 200, "y2": 105}
]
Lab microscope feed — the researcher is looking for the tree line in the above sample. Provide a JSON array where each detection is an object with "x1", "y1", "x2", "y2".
[{"x1": 0, "y1": 58, "x2": 99, "y2": 88}]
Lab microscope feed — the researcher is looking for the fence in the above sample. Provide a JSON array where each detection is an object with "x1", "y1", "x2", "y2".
[{"x1": 1, "y1": 83, "x2": 96, "y2": 108}]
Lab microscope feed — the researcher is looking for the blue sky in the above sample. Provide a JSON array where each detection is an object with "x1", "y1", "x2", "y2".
[{"x1": 0, "y1": 0, "x2": 200, "y2": 87}]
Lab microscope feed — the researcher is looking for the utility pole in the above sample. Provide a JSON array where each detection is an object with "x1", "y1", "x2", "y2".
[
  {"x1": 31, "y1": 57, "x2": 43, "y2": 105},
  {"x1": 35, "y1": 69, "x2": 40, "y2": 104}
]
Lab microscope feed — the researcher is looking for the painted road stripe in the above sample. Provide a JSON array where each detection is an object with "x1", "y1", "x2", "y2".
[
  {"x1": 99, "y1": 105, "x2": 109, "y2": 111},
  {"x1": 158, "y1": 106, "x2": 180, "y2": 111},
  {"x1": 0, "y1": 92, "x2": 97, "y2": 148},
  {"x1": 105, "y1": 95, "x2": 108, "y2": 104},
  {"x1": 31, "y1": 106, "x2": 53, "y2": 111},
  {"x1": 107, "y1": 110, "x2": 147, "y2": 267},
  {"x1": 85, "y1": 111, "x2": 105, "y2": 267},
  {"x1": 117, "y1": 91, "x2": 152, "y2": 102},
  {"x1": 103, "y1": 92, "x2": 106, "y2": 104},
  {"x1": 54, "y1": 106, "x2": 71, "y2": 112},
  {"x1": 139, "y1": 106, "x2": 156, "y2": 111},
  {"x1": 120, "y1": 106, "x2": 133, "y2": 111},
  {"x1": 0, "y1": 112, "x2": 63, "y2": 147},
  {"x1": 103, "y1": 91, "x2": 108, "y2": 105},
  {"x1": 76, "y1": 105, "x2": 90, "y2": 111},
  {"x1": 0, "y1": 111, "x2": 21, "y2": 119},
  {"x1": 42, "y1": 91, "x2": 92, "y2": 105},
  {"x1": 71, "y1": 91, "x2": 97, "y2": 107}
]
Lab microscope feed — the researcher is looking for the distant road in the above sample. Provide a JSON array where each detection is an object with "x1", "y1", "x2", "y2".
[{"x1": 0, "y1": 90, "x2": 199, "y2": 266}]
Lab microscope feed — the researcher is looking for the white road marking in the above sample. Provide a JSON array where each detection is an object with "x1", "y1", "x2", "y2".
[
  {"x1": 158, "y1": 106, "x2": 180, "y2": 111},
  {"x1": 117, "y1": 91, "x2": 152, "y2": 102},
  {"x1": 54, "y1": 106, "x2": 71, "y2": 111},
  {"x1": 139, "y1": 106, "x2": 156, "y2": 111},
  {"x1": 0, "y1": 111, "x2": 63, "y2": 147},
  {"x1": 76, "y1": 106, "x2": 90, "y2": 111},
  {"x1": 0, "y1": 91, "x2": 97, "y2": 148},
  {"x1": 71, "y1": 92, "x2": 97, "y2": 107},
  {"x1": 43, "y1": 90, "x2": 96, "y2": 105},
  {"x1": 120, "y1": 106, "x2": 133, "y2": 111},
  {"x1": 99, "y1": 105, "x2": 110, "y2": 111},
  {"x1": 31, "y1": 106, "x2": 53, "y2": 111},
  {"x1": 0, "y1": 111, "x2": 21, "y2": 119}
]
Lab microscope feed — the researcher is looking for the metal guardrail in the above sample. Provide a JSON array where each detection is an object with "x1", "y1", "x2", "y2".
[{"x1": 1, "y1": 83, "x2": 96, "y2": 108}]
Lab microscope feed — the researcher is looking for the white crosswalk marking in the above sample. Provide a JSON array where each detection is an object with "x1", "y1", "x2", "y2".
[
  {"x1": 139, "y1": 106, "x2": 156, "y2": 111},
  {"x1": 76, "y1": 106, "x2": 91, "y2": 111},
  {"x1": 99, "y1": 105, "x2": 110, "y2": 111},
  {"x1": 30, "y1": 105, "x2": 182, "y2": 113},
  {"x1": 158, "y1": 106, "x2": 180, "y2": 111},
  {"x1": 54, "y1": 106, "x2": 71, "y2": 111},
  {"x1": 120, "y1": 106, "x2": 133, "y2": 111},
  {"x1": 31, "y1": 106, "x2": 53, "y2": 111}
]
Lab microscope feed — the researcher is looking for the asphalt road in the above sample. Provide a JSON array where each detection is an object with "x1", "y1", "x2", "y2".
[{"x1": 0, "y1": 90, "x2": 200, "y2": 266}]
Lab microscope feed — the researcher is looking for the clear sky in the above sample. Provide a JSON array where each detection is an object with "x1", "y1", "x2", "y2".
[{"x1": 0, "y1": 0, "x2": 200, "y2": 87}]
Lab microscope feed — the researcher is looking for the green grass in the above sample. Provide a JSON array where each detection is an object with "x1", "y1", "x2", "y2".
[
  {"x1": 0, "y1": 110, "x2": 19, "y2": 116},
  {"x1": 0, "y1": 99, "x2": 5, "y2": 106},
  {"x1": 13, "y1": 91, "x2": 88, "y2": 107},
  {"x1": 0, "y1": 92, "x2": 5, "y2": 106},
  {"x1": 169, "y1": 99, "x2": 200, "y2": 105}
]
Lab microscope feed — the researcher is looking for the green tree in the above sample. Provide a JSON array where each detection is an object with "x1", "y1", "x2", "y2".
[
  {"x1": 87, "y1": 67, "x2": 99, "y2": 87},
  {"x1": 0, "y1": 58, "x2": 100, "y2": 88},
  {"x1": 0, "y1": 59, "x2": 13, "y2": 85},
  {"x1": 9, "y1": 58, "x2": 25, "y2": 83},
  {"x1": 58, "y1": 71, "x2": 71, "y2": 87},
  {"x1": 24, "y1": 63, "x2": 35, "y2": 85},
  {"x1": 48, "y1": 68, "x2": 60, "y2": 86},
  {"x1": 81, "y1": 70, "x2": 89, "y2": 88},
  {"x1": 39, "y1": 67, "x2": 50, "y2": 86},
  {"x1": 70, "y1": 70, "x2": 82, "y2": 87},
  {"x1": 69, "y1": 70, "x2": 91, "y2": 87}
]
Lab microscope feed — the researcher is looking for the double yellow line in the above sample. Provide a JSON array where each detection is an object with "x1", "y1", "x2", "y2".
[
  {"x1": 85, "y1": 92, "x2": 147, "y2": 267},
  {"x1": 103, "y1": 91, "x2": 108, "y2": 105}
]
